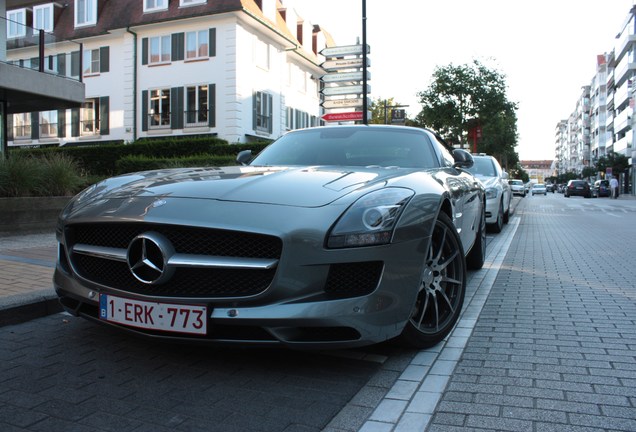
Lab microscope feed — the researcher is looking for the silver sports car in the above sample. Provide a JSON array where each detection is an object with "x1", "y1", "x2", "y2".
[{"x1": 54, "y1": 125, "x2": 486, "y2": 349}]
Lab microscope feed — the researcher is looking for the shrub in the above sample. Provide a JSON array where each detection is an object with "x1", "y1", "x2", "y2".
[
  {"x1": 36, "y1": 154, "x2": 86, "y2": 196},
  {"x1": 0, "y1": 154, "x2": 43, "y2": 197},
  {"x1": 0, "y1": 153, "x2": 87, "y2": 197}
]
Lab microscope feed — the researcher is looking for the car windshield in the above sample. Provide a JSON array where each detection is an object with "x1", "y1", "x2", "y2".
[
  {"x1": 250, "y1": 127, "x2": 439, "y2": 169},
  {"x1": 466, "y1": 157, "x2": 496, "y2": 177},
  {"x1": 510, "y1": 180, "x2": 522, "y2": 186}
]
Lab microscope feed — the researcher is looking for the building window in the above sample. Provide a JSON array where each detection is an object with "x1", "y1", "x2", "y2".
[
  {"x1": 186, "y1": 30, "x2": 209, "y2": 60},
  {"x1": 33, "y1": 4, "x2": 54, "y2": 32},
  {"x1": 149, "y1": 89, "x2": 171, "y2": 128},
  {"x1": 7, "y1": 9, "x2": 27, "y2": 38},
  {"x1": 144, "y1": 0, "x2": 168, "y2": 12},
  {"x1": 83, "y1": 48, "x2": 100, "y2": 75},
  {"x1": 149, "y1": 36, "x2": 171, "y2": 64},
  {"x1": 185, "y1": 85, "x2": 208, "y2": 126},
  {"x1": 180, "y1": 0, "x2": 206, "y2": 6},
  {"x1": 253, "y1": 37, "x2": 269, "y2": 70},
  {"x1": 254, "y1": 91, "x2": 272, "y2": 133},
  {"x1": 75, "y1": 0, "x2": 97, "y2": 27},
  {"x1": 13, "y1": 113, "x2": 31, "y2": 138},
  {"x1": 80, "y1": 99, "x2": 99, "y2": 135},
  {"x1": 40, "y1": 111, "x2": 58, "y2": 138}
]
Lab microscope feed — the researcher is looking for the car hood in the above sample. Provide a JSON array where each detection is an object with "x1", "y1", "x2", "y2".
[{"x1": 71, "y1": 165, "x2": 412, "y2": 209}]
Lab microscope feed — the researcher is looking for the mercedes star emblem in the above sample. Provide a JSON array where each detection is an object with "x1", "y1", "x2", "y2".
[{"x1": 126, "y1": 232, "x2": 175, "y2": 284}]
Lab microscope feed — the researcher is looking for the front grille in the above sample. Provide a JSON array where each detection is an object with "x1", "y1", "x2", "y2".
[
  {"x1": 324, "y1": 261, "x2": 383, "y2": 298},
  {"x1": 66, "y1": 223, "x2": 282, "y2": 298}
]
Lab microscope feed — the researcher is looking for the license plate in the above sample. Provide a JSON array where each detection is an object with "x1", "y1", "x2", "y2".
[{"x1": 99, "y1": 294, "x2": 207, "y2": 335}]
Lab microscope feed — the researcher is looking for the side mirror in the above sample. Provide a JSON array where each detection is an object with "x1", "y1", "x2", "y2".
[
  {"x1": 452, "y1": 149, "x2": 474, "y2": 169},
  {"x1": 236, "y1": 150, "x2": 253, "y2": 166}
]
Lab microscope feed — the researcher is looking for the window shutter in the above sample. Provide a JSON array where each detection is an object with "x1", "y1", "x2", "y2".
[
  {"x1": 208, "y1": 83, "x2": 216, "y2": 128},
  {"x1": 100, "y1": 46, "x2": 109, "y2": 73},
  {"x1": 267, "y1": 94, "x2": 273, "y2": 133},
  {"x1": 141, "y1": 91, "x2": 148, "y2": 132},
  {"x1": 171, "y1": 33, "x2": 184, "y2": 61},
  {"x1": 209, "y1": 28, "x2": 216, "y2": 57},
  {"x1": 31, "y1": 112, "x2": 39, "y2": 140},
  {"x1": 71, "y1": 108, "x2": 80, "y2": 137},
  {"x1": 6, "y1": 115, "x2": 13, "y2": 141},
  {"x1": 99, "y1": 96, "x2": 110, "y2": 135},
  {"x1": 57, "y1": 53, "x2": 66, "y2": 76},
  {"x1": 170, "y1": 87, "x2": 183, "y2": 130},
  {"x1": 57, "y1": 110, "x2": 66, "y2": 138},
  {"x1": 71, "y1": 51, "x2": 80, "y2": 76},
  {"x1": 142, "y1": 38, "x2": 148, "y2": 66},
  {"x1": 252, "y1": 92, "x2": 257, "y2": 130}
]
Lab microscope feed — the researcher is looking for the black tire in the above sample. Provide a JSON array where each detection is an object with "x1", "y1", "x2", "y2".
[
  {"x1": 467, "y1": 207, "x2": 486, "y2": 271},
  {"x1": 488, "y1": 200, "x2": 504, "y2": 233},
  {"x1": 399, "y1": 212, "x2": 466, "y2": 349}
]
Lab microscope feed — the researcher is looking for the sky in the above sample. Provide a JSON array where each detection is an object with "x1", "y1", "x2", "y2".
[{"x1": 292, "y1": 0, "x2": 635, "y2": 161}]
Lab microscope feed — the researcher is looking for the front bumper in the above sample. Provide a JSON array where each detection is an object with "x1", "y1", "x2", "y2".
[{"x1": 54, "y1": 196, "x2": 435, "y2": 349}]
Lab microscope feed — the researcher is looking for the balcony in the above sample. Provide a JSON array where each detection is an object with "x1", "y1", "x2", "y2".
[{"x1": 1, "y1": 15, "x2": 85, "y2": 115}]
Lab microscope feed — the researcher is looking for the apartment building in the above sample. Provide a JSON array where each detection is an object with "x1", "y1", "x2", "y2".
[
  {"x1": 1, "y1": 0, "x2": 85, "y2": 154},
  {"x1": 3, "y1": 0, "x2": 332, "y2": 148},
  {"x1": 554, "y1": 5, "x2": 635, "y2": 193}
]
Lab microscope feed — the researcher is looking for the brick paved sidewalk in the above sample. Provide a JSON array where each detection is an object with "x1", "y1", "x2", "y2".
[
  {"x1": 0, "y1": 233, "x2": 59, "y2": 326},
  {"x1": 427, "y1": 195, "x2": 636, "y2": 431}
]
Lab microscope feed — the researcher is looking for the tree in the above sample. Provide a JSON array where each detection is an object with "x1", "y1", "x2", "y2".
[
  {"x1": 414, "y1": 60, "x2": 519, "y2": 167},
  {"x1": 595, "y1": 152, "x2": 630, "y2": 177}
]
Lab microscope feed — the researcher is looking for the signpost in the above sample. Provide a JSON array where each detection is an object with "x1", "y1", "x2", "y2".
[
  {"x1": 319, "y1": 2, "x2": 370, "y2": 125},
  {"x1": 322, "y1": 112, "x2": 364, "y2": 122},
  {"x1": 320, "y1": 44, "x2": 370, "y2": 57},
  {"x1": 320, "y1": 71, "x2": 368, "y2": 83},
  {"x1": 321, "y1": 84, "x2": 371, "y2": 97},
  {"x1": 321, "y1": 98, "x2": 364, "y2": 109},
  {"x1": 321, "y1": 58, "x2": 369, "y2": 71}
]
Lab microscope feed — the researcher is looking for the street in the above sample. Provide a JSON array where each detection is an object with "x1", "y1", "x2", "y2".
[{"x1": 1, "y1": 193, "x2": 635, "y2": 431}]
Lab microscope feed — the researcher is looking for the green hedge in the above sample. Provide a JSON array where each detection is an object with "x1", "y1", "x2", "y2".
[
  {"x1": 10, "y1": 137, "x2": 271, "y2": 176},
  {"x1": 115, "y1": 154, "x2": 239, "y2": 173}
]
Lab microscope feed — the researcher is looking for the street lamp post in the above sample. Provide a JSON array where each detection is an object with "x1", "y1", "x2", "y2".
[{"x1": 362, "y1": 0, "x2": 368, "y2": 125}]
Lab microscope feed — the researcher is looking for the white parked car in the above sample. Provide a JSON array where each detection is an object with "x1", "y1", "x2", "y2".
[
  {"x1": 465, "y1": 154, "x2": 512, "y2": 233},
  {"x1": 532, "y1": 183, "x2": 547, "y2": 195},
  {"x1": 509, "y1": 179, "x2": 526, "y2": 197}
]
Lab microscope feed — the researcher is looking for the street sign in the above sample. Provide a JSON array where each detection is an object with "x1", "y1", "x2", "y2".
[
  {"x1": 321, "y1": 84, "x2": 371, "y2": 97},
  {"x1": 321, "y1": 98, "x2": 364, "y2": 109},
  {"x1": 320, "y1": 44, "x2": 370, "y2": 58},
  {"x1": 321, "y1": 71, "x2": 369, "y2": 83},
  {"x1": 322, "y1": 112, "x2": 364, "y2": 122},
  {"x1": 321, "y1": 57, "x2": 369, "y2": 71}
]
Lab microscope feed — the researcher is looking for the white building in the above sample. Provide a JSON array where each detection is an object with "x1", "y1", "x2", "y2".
[{"x1": 4, "y1": 0, "x2": 334, "y2": 147}]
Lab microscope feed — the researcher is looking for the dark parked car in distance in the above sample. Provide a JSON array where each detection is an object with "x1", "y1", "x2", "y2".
[
  {"x1": 564, "y1": 180, "x2": 592, "y2": 198},
  {"x1": 593, "y1": 179, "x2": 611, "y2": 197}
]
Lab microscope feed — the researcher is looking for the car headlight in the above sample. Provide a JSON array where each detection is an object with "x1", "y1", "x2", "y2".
[
  {"x1": 327, "y1": 188, "x2": 414, "y2": 248},
  {"x1": 485, "y1": 187, "x2": 499, "y2": 199}
]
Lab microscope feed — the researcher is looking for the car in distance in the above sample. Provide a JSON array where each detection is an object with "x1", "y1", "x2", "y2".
[
  {"x1": 593, "y1": 179, "x2": 611, "y2": 197},
  {"x1": 465, "y1": 154, "x2": 511, "y2": 233},
  {"x1": 564, "y1": 180, "x2": 592, "y2": 198},
  {"x1": 532, "y1": 183, "x2": 547, "y2": 195},
  {"x1": 54, "y1": 125, "x2": 486, "y2": 350},
  {"x1": 509, "y1": 179, "x2": 526, "y2": 197}
]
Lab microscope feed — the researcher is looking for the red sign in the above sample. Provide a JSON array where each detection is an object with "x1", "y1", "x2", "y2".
[{"x1": 322, "y1": 112, "x2": 364, "y2": 122}]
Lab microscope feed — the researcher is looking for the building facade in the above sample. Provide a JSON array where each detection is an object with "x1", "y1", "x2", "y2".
[
  {"x1": 4, "y1": 0, "x2": 333, "y2": 148},
  {"x1": 555, "y1": 5, "x2": 635, "y2": 193},
  {"x1": 1, "y1": 0, "x2": 86, "y2": 155}
]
